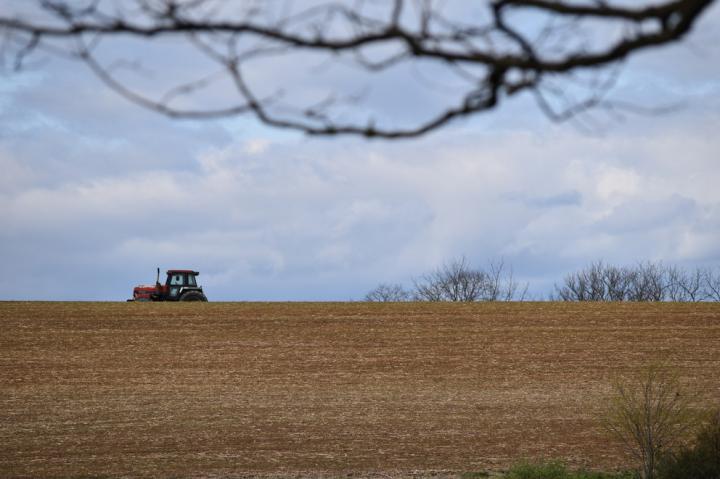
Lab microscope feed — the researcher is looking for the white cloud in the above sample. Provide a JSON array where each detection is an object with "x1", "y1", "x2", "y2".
[
  {"x1": 3, "y1": 114, "x2": 719, "y2": 300},
  {"x1": 243, "y1": 139, "x2": 271, "y2": 155},
  {"x1": 595, "y1": 166, "x2": 641, "y2": 202}
]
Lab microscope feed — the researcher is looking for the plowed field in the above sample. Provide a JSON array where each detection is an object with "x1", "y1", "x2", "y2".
[{"x1": 1, "y1": 302, "x2": 719, "y2": 478}]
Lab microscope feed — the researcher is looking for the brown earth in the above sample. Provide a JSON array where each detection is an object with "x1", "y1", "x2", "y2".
[{"x1": 1, "y1": 301, "x2": 719, "y2": 478}]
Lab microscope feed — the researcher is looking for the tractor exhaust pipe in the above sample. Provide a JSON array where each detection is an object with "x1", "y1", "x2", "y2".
[{"x1": 156, "y1": 267, "x2": 160, "y2": 285}]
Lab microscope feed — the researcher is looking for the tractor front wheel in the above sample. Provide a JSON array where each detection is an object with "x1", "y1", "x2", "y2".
[{"x1": 179, "y1": 291, "x2": 208, "y2": 302}]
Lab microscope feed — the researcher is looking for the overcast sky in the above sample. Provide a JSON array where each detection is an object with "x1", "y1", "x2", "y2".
[{"x1": 1, "y1": 2, "x2": 719, "y2": 301}]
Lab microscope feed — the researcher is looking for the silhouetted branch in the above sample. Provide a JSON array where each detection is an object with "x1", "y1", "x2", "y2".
[{"x1": 1, "y1": 0, "x2": 714, "y2": 138}]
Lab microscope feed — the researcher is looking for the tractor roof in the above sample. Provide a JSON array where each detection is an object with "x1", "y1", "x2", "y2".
[{"x1": 167, "y1": 269, "x2": 199, "y2": 275}]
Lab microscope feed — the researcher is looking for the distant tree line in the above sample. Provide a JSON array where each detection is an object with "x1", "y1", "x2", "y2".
[
  {"x1": 554, "y1": 261, "x2": 720, "y2": 302},
  {"x1": 365, "y1": 257, "x2": 527, "y2": 302},
  {"x1": 365, "y1": 259, "x2": 720, "y2": 302}
]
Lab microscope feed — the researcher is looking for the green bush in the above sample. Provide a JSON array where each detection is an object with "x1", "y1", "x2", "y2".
[
  {"x1": 657, "y1": 408, "x2": 720, "y2": 479},
  {"x1": 459, "y1": 472, "x2": 490, "y2": 479},
  {"x1": 504, "y1": 460, "x2": 632, "y2": 479}
]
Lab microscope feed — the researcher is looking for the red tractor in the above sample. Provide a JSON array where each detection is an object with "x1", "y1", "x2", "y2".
[{"x1": 129, "y1": 268, "x2": 208, "y2": 302}]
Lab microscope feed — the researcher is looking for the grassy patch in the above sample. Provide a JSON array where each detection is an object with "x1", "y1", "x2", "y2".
[
  {"x1": 504, "y1": 461, "x2": 633, "y2": 479},
  {"x1": 460, "y1": 472, "x2": 491, "y2": 479}
]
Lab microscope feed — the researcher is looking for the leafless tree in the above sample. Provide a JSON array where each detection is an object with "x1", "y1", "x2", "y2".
[
  {"x1": 412, "y1": 257, "x2": 526, "y2": 302},
  {"x1": 627, "y1": 261, "x2": 668, "y2": 302},
  {"x1": 364, "y1": 283, "x2": 411, "y2": 302},
  {"x1": 555, "y1": 260, "x2": 619, "y2": 301},
  {"x1": 413, "y1": 257, "x2": 487, "y2": 302},
  {"x1": 556, "y1": 261, "x2": 720, "y2": 302},
  {"x1": 604, "y1": 264, "x2": 634, "y2": 302},
  {"x1": 704, "y1": 268, "x2": 720, "y2": 302},
  {"x1": 0, "y1": 0, "x2": 714, "y2": 138},
  {"x1": 555, "y1": 270, "x2": 589, "y2": 301},
  {"x1": 667, "y1": 265, "x2": 705, "y2": 302},
  {"x1": 666, "y1": 266, "x2": 688, "y2": 302},
  {"x1": 601, "y1": 364, "x2": 697, "y2": 479},
  {"x1": 586, "y1": 261, "x2": 611, "y2": 301},
  {"x1": 486, "y1": 258, "x2": 528, "y2": 301}
]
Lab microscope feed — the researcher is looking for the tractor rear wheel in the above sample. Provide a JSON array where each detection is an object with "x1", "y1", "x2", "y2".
[{"x1": 179, "y1": 291, "x2": 208, "y2": 302}]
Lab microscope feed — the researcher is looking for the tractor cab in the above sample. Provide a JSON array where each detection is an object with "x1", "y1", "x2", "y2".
[
  {"x1": 164, "y1": 270, "x2": 200, "y2": 299},
  {"x1": 130, "y1": 268, "x2": 208, "y2": 302}
]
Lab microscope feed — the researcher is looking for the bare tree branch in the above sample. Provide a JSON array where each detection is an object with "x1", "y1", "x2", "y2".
[{"x1": 0, "y1": 0, "x2": 714, "y2": 138}]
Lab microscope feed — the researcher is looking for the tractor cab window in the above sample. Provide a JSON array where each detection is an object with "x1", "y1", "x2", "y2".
[
  {"x1": 169, "y1": 274, "x2": 184, "y2": 286},
  {"x1": 187, "y1": 275, "x2": 197, "y2": 286}
]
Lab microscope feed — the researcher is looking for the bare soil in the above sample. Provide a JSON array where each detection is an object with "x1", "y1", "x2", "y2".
[{"x1": 1, "y1": 301, "x2": 719, "y2": 478}]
